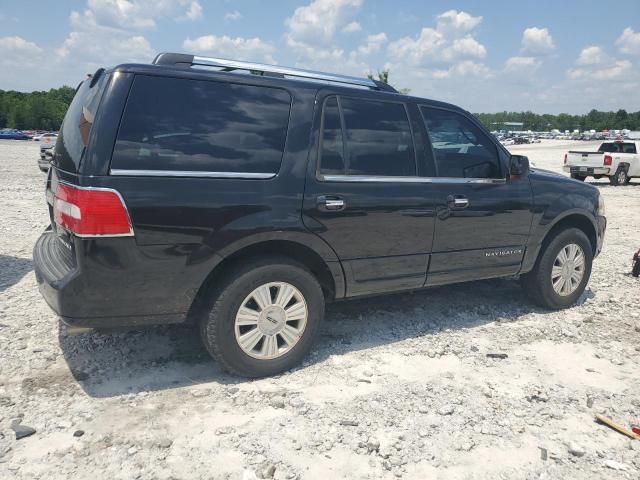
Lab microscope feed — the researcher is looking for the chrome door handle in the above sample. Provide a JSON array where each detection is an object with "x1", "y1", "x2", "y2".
[
  {"x1": 447, "y1": 195, "x2": 469, "y2": 209},
  {"x1": 317, "y1": 195, "x2": 345, "y2": 212}
]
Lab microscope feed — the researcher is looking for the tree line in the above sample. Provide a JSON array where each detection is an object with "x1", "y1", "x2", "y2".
[
  {"x1": 0, "y1": 87, "x2": 76, "y2": 131},
  {"x1": 473, "y1": 109, "x2": 640, "y2": 132},
  {"x1": 1, "y1": 85, "x2": 639, "y2": 133}
]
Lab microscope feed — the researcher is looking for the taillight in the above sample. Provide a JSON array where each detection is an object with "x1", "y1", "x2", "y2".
[
  {"x1": 564, "y1": 153, "x2": 567, "y2": 164},
  {"x1": 53, "y1": 183, "x2": 133, "y2": 237},
  {"x1": 603, "y1": 155, "x2": 613, "y2": 166}
]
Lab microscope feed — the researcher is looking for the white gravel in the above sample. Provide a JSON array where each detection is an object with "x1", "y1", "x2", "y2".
[{"x1": 1, "y1": 139, "x2": 639, "y2": 480}]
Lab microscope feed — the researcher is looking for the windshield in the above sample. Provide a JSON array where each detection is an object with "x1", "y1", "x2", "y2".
[{"x1": 54, "y1": 70, "x2": 108, "y2": 172}]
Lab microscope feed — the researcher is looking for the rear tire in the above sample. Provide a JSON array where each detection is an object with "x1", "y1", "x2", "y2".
[
  {"x1": 521, "y1": 228, "x2": 593, "y2": 309},
  {"x1": 609, "y1": 166, "x2": 628, "y2": 186},
  {"x1": 200, "y1": 256, "x2": 324, "y2": 377},
  {"x1": 570, "y1": 173, "x2": 586, "y2": 181}
]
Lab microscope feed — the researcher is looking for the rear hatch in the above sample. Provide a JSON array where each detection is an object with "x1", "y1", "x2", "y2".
[{"x1": 43, "y1": 69, "x2": 110, "y2": 266}]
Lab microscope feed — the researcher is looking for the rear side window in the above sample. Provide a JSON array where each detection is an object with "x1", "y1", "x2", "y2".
[
  {"x1": 319, "y1": 96, "x2": 416, "y2": 177},
  {"x1": 111, "y1": 75, "x2": 292, "y2": 174},
  {"x1": 421, "y1": 107, "x2": 501, "y2": 179},
  {"x1": 320, "y1": 97, "x2": 346, "y2": 175},
  {"x1": 621, "y1": 143, "x2": 636, "y2": 154},
  {"x1": 56, "y1": 70, "x2": 109, "y2": 172}
]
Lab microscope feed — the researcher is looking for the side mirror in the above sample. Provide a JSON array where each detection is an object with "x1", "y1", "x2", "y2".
[{"x1": 510, "y1": 155, "x2": 530, "y2": 176}]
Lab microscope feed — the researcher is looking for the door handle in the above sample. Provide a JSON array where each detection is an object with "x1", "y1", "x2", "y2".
[
  {"x1": 447, "y1": 195, "x2": 469, "y2": 209},
  {"x1": 317, "y1": 195, "x2": 345, "y2": 212}
]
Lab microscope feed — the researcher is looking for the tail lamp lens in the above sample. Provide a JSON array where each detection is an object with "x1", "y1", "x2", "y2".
[
  {"x1": 53, "y1": 183, "x2": 133, "y2": 237},
  {"x1": 604, "y1": 155, "x2": 613, "y2": 166}
]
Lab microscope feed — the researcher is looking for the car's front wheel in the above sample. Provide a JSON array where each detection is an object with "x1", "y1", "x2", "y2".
[
  {"x1": 521, "y1": 228, "x2": 593, "y2": 309},
  {"x1": 200, "y1": 257, "x2": 324, "y2": 377}
]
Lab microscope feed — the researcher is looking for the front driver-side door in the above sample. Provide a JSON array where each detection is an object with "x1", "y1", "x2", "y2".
[{"x1": 418, "y1": 106, "x2": 534, "y2": 286}]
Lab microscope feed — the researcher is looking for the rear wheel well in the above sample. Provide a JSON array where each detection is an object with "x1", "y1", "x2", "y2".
[
  {"x1": 187, "y1": 241, "x2": 337, "y2": 322},
  {"x1": 542, "y1": 215, "x2": 597, "y2": 257}
]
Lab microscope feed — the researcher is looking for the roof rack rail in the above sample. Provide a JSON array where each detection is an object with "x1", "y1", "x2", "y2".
[{"x1": 152, "y1": 52, "x2": 398, "y2": 93}]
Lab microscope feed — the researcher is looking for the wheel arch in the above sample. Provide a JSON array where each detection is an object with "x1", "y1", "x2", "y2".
[
  {"x1": 521, "y1": 211, "x2": 598, "y2": 274},
  {"x1": 187, "y1": 238, "x2": 345, "y2": 322}
]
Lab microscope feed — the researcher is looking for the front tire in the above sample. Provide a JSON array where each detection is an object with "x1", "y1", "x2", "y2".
[
  {"x1": 521, "y1": 228, "x2": 593, "y2": 309},
  {"x1": 200, "y1": 257, "x2": 324, "y2": 377}
]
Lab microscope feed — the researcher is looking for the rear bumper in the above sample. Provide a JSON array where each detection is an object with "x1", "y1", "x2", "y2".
[
  {"x1": 33, "y1": 231, "x2": 188, "y2": 328},
  {"x1": 564, "y1": 166, "x2": 610, "y2": 175}
]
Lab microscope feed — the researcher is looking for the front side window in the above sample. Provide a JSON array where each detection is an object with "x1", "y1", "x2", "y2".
[
  {"x1": 319, "y1": 96, "x2": 416, "y2": 177},
  {"x1": 421, "y1": 107, "x2": 502, "y2": 179},
  {"x1": 111, "y1": 75, "x2": 292, "y2": 174}
]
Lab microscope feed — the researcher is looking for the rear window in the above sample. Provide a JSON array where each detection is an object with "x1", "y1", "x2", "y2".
[
  {"x1": 598, "y1": 142, "x2": 636, "y2": 153},
  {"x1": 111, "y1": 75, "x2": 292, "y2": 175},
  {"x1": 55, "y1": 71, "x2": 108, "y2": 172}
]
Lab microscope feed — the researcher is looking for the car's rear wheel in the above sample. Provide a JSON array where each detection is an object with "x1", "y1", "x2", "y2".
[
  {"x1": 200, "y1": 257, "x2": 324, "y2": 377},
  {"x1": 521, "y1": 228, "x2": 593, "y2": 309},
  {"x1": 609, "y1": 166, "x2": 628, "y2": 186},
  {"x1": 570, "y1": 173, "x2": 586, "y2": 181}
]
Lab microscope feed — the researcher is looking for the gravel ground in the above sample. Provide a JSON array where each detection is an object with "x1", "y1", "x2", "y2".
[{"x1": 1, "y1": 139, "x2": 639, "y2": 479}]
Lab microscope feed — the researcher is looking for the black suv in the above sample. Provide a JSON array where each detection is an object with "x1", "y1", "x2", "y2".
[{"x1": 34, "y1": 53, "x2": 606, "y2": 377}]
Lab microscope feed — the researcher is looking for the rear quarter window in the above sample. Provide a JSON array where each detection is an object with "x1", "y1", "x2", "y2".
[{"x1": 110, "y1": 75, "x2": 292, "y2": 175}]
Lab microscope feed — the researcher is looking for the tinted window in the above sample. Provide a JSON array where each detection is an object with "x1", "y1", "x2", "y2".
[
  {"x1": 622, "y1": 143, "x2": 637, "y2": 154},
  {"x1": 341, "y1": 98, "x2": 415, "y2": 176},
  {"x1": 56, "y1": 70, "x2": 109, "y2": 172},
  {"x1": 421, "y1": 107, "x2": 501, "y2": 178},
  {"x1": 111, "y1": 75, "x2": 291, "y2": 174},
  {"x1": 319, "y1": 97, "x2": 346, "y2": 175}
]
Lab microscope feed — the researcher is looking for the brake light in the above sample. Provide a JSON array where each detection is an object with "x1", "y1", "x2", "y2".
[
  {"x1": 53, "y1": 183, "x2": 133, "y2": 237},
  {"x1": 603, "y1": 155, "x2": 613, "y2": 166},
  {"x1": 564, "y1": 153, "x2": 568, "y2": 164}
]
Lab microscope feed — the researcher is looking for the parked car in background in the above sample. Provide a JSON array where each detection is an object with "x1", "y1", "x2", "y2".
[
  {"x1": 33, "y1": 53, "x2": 606, "y2": 377},
  {"x1": 38, "y1": 133, "x2": 58, "y2": 172},
  {"x1": 0, "y1": 129, "x2": 31, "y2": 140},
  {"x1": 563, "y1": 140, "x2": 640, "y2": 185},
  {"x1": 501, "y1": 138, "x2": 515, "y2": 146}
]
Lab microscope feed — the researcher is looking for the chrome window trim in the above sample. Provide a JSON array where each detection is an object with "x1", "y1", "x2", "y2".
[
  {"x1": 319, "y1": 174, "x2": 506, "y2": 184},
  {"x1": 109, "y1": 169, "x2": 275, "y2": 179}
]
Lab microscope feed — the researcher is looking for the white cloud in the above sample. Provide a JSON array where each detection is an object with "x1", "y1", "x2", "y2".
[
  {"x1": 353, "y1": 32, "x2": 387, "y2": 57},
  {"x1": 70, "y1": 0, "x2": 202, "y2": 30},
  {"x1": 616, "y1": 27, "x2": 640, "y2": 55},
  {"x1": 0, "y1": 36, "x2": 43, "y2": 61},
  {"x1": 285, "y1": 0, "x2": 363, "y2": 44},
  {"x1": 576, "y1": 46, "x2": 604, "y2": 65},
  {"x1": 183, "y1": 1, "x2": 202, "y2": 21},
  {"x1": 504, "y1": 56, "x2": 541, "y2": 73},
  {"x1": 387, "y1": 11, "x2": 486, "y2": 67},
  {"x1": 432, "y1": 61, "x2": 492, "y2": 80},
  {"x1": 521, "y1": 27, "x2": 555, "y2": 55},
  {"x1": 224, "y1": 10, "x2": 242, "y2": 22},
  {"x1": 568, "y1": 59, "x2": 632, "y2": 81},
  {"x1": 183, "y1": 35, "x2": 276, "y2": 63},
  {"x1": 342, "y1": 21, "x2": 361, "y2": 33},
  {"x1": 435, "y1": 10, "x2": 482, "y2": 34}
]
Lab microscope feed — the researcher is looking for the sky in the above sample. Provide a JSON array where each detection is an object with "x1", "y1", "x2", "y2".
[{"x1": 1, "y1": 0, "x2": 639, "y2": 114}]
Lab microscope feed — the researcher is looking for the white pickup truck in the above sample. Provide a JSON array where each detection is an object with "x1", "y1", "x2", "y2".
[{"x1": 563, "y1": 140, "x2": 639, "y2": 185}]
